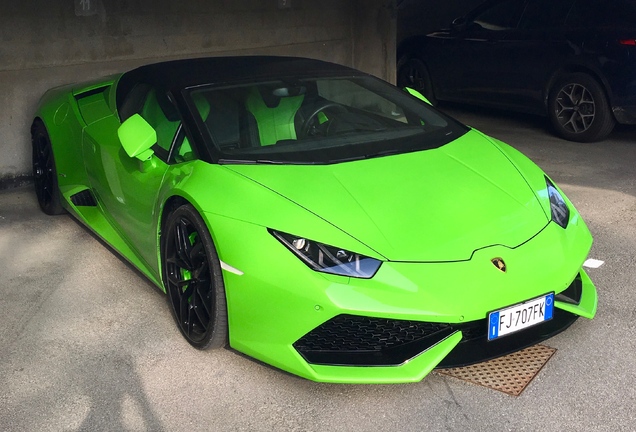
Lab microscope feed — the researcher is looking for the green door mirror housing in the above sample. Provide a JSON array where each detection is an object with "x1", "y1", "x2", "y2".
[
  {"x1": 118, "y1": 114, "x2": 157, "y2": 160},
  {"x1": 404, "y1": 87, "x2": 432, "y2": 105}
]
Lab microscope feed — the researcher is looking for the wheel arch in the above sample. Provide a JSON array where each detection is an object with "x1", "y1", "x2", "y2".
[
  {"x1": 544, "y1": 65, "x2": 613, "y2": 114},
  {"x1": 31, "y1": 115, "x2": 57, "y2": 154},
  {"x1": 32, "y1": 92, "x2": 88, "y2": 194},
  {"x1": 158, "y1": 193, "x2": 226, "y2": 287},
  {"x1": 397, "y1": 35, "x2": 430, "y2": 63},
  {"x1": 31, "y1": 116, "x2": 46, "y2": 133},
  {"x1": 31, "y1": 116, "x2": 51, "y2": 152},
  {"x1": 160, "y1": 191, "x2": 222, "y2": 234},
  {"x1": 160, "y1": 195, "x2": 190, "y2": 233}
]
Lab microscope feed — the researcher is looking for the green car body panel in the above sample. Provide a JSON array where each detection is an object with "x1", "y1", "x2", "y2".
[{"x1": 33, "y1": 57, "x2": 597, "y2": 383}]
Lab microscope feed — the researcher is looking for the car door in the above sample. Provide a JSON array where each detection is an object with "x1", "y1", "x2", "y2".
[
  {"x1": 427, "y1": 0, "x2": 527, "y2": 104},
  {"x1": 488, "y1": 0, "x2": 576, "y2": 113},
  {"x1": 82, "y1": 85, "x2": 177, "y2": 271}
]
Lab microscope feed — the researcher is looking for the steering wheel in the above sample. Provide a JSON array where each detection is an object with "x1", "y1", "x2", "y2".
[{"x1": 299, "y1": 102, "x2": 346, "y2": 138}]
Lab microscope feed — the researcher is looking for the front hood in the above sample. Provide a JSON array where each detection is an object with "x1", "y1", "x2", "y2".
[{"x1": 227, "y1": 130, "x2": 549, "y2": 261}]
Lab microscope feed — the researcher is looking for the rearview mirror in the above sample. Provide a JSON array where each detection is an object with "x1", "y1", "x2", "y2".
[
  {"x1": 404, "y1": 87, "x2": 432, "y2": 105},
  {"x1": 117, "y1": 114, "x2": 156, "y2": 161}
]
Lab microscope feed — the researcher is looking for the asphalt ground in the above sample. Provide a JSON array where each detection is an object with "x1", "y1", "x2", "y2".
[{"x1": 1, "y1": 105, "x2": 635, "y2": 431}]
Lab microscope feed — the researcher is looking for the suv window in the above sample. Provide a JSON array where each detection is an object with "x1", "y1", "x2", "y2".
[
  {"x1": 473, "y1": 0, "x2": 526, "y2": 31},
  {"x1": 518, "y1": 0, "x2": 575, "y2": 30},
  {"x1": 567, "y1": 0, "x2": 636, "y2": 27}
]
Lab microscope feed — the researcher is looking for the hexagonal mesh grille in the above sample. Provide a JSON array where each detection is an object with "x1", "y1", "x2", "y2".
[
  {"x1": 435, "y1": 344, "x2": 556, "y2": 396},
  {"x1": 294, "y1": 314, "x2": 449, "y2": 352}
]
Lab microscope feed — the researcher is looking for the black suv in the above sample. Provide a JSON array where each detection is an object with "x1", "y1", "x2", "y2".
[{"x1": 397, "y1": 0, "x2": 636, "y2": 142}]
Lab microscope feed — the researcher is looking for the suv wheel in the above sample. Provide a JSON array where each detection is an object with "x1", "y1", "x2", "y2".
[{"x1": 548, "y1": 73, "x2": 615, "y2": 142}]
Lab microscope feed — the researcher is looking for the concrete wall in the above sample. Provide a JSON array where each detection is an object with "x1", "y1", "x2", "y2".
[{"x1": 0, "y1": 0, "x2": 396, "y2": 186}]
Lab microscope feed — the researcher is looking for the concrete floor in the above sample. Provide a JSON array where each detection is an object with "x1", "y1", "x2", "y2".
[{"x1": 1, "y1": 106, "x2": 634, "y2": 431}]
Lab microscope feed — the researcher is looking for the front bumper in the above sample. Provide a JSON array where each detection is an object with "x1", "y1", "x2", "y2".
[
  {"x1": 209, "y1": 212, "x2": 597, "y2": 384},
  {"x1": 612, "y1": 105, "x2": 636, "y2": 125}
]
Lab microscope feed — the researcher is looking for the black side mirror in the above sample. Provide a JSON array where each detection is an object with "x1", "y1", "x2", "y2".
[{"x1": 450, "y1": 16, "x2": 468, "y2": 33}]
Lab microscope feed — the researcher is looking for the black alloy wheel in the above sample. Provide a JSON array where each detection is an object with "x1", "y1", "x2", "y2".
[
  {"x1": 397, "y1": 57, "x2": 437, "y2": 106},
  {"x1": 548, "y1": 73, "x2": 615, "y2": 142},
  {"x1": 31, "y1": 120, "x2": 64, "y2": 215},
  {"x1": 163, "y1": 204, "x2": 228, "y2": 349}
]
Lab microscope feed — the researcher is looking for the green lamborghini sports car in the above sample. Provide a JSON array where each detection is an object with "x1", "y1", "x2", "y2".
[{"x1": 32, "y1": 56, "x2": 597, "y2": 383}]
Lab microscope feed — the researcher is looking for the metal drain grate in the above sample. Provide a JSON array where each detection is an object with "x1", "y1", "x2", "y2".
[{"x1": 435, "y1": 344, "x2": 557, "y2": 396}]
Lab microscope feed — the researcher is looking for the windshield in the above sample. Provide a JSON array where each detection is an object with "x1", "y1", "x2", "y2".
[{"x1": 185, "y1": 75, "x2": 468, "y2": 164}]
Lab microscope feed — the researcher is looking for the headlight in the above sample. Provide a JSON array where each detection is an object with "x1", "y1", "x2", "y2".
[
  {"x1": 270, "y1": 230, "x2": 382, "y2": 279},
  {"x1": 546, "y1": 178, "x2": 569, "y2": 228}
]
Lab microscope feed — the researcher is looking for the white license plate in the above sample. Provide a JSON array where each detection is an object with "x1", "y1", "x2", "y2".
[{"x1": 488, "y1": 293, "x2": 554, "y2": 341}]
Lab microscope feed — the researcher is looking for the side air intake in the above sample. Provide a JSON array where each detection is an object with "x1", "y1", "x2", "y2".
[{"x1": 70, "y1": 189, "x2": 97, "y2": 207}]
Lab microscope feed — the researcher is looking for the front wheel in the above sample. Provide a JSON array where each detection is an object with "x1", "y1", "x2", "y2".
[
  {"x1": 548, "y1": 73, "x2": 615, "y2": 142},
  {"x1": 162, "y1": 204, "x2": 228, "y2": 349}
]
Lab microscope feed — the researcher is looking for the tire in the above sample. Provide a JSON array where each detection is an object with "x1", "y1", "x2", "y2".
[
  {"x1": 31, "y1": 120, "x2": 64, "y2": 215},
  {"x1": 397, "y1": 57, "x2": 438, "y2": 106},
  {"x1": 548, "y1": 73, "x2": 615, "y2": 142},
  {"x1": 162, "y1": 204, "x2": 228, "y2": 349}
]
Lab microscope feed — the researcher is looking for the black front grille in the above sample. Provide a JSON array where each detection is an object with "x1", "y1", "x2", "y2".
[
  {"x1": 295, "y1": 275, "x2": 585, "y2": 368},
  {"x1": 293, "y1": 315, "x2": 453, "y2": 366}
]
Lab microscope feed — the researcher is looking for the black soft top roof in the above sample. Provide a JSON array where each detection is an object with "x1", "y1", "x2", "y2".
[{"x1": 116, "y1": 56, "x2": 363, "y2": 112}]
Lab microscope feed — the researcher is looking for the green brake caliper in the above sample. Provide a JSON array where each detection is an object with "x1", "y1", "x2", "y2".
[
  {"x1": 317, "y1": 112, "x2": 329, "y2": 124},
  {"x1": 181, "y1": 232, "x2": 198, "y2": 300}
]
